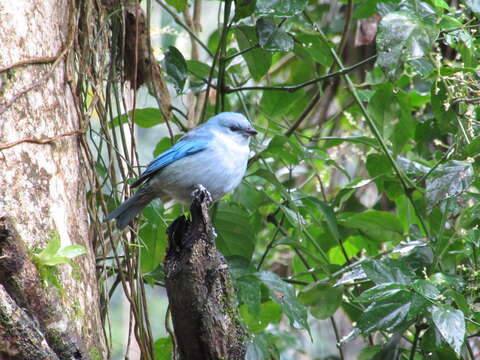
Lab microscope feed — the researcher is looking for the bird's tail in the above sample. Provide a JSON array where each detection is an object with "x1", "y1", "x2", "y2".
[{"x1": 103, "y1": 189, "x2": 153, "y2": 229}]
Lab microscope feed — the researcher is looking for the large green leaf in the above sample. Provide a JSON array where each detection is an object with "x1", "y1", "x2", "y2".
[
  {"x1": 162, "y1": 46, "x2": 188, "y2": 94},
  {"x1": 361, "y1": 259, "x2": 415, "y2": 285},
  {"x1": 376, "y1": 12, "x2": 438, "y2": 79},
  {"x1": 368, "y1": 83, "x2": 401, "y2": 140},
  {"x1": 215, "y1": 202, "x2": 256, "y2": 260},
  {"x1": 357, "y1": 290, "x2": 413, "y2": 333},
  {"x1": 340, "y1": 210, "x2": 404, "y2": 243},
  {"x1": 431, "y1": 306, "x2": 465, "y2": 356},
  {"x1": 260, "y1": 89, "x2": 304, "y2": 118},
  {"x1": 299, "y1": 282, "x2": 343, "y2": 319},
  {"x1": 256, "y1": 0, "x2": 308, "y2": 17},
  {"x1": 235, "y1": 26, "x2": 272, "y2": 81},
  {"x1": 295, "y1": 33, "x2": 333, "y2": 68},
  {"x1": 111, "y1": 108, "x2": 165, "y2": 128},
  {"x1": 256, "y1": 271, "x2": 309, "y2": 331},
  {"x1": 240, "y1": 301, "x2": 281, "y2": 332},
  {"x1": 166, "y1": 0, "x2": 186, "y2": 12},
  {"x1": 426, "y1": 160, "x2": 474, "y2": 210},
  {"x1": 256, "y1": 17, "x2": 293, "y2": 52}
]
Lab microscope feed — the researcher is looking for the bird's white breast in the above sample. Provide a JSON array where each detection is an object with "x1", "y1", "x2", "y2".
[{"x1": 148, "y1": 130, "x2": 250, "y2": 203}]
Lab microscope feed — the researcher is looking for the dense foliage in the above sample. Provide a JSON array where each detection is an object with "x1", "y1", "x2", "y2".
[{"x1": 97, "y1": 0, "x2": 480, "y2": 358}]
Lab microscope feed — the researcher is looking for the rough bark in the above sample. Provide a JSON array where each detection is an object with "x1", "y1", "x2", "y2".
[
  {"x1": 165, "y1": 188, "x2": 248, "y2": 360},
  {"x1": 0, "y1": 0, "x2": 105, "y2": 358}
]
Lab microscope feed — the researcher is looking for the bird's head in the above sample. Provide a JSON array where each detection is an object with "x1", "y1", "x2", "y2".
[{"x1": 207, "y1": 112, "x2": 257, "y2": 144}]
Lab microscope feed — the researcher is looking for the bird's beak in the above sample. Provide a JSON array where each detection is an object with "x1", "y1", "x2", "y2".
[{"x1": 245, "y1": 129, "x2": 258, "y2": 136}]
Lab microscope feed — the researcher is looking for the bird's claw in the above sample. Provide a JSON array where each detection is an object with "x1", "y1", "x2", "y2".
[{"x1": 192, "y1": 184, "x2": 213, "y2": 205}]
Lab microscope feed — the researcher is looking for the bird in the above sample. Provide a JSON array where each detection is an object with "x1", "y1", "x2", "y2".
[{"x1": 103, "y1": 112, "x2": 257, "y2": 229}]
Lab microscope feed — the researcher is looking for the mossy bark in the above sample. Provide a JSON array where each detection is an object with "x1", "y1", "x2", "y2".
[{"x1": 165, "y1": 188, "x2": 247, "y2": 360}]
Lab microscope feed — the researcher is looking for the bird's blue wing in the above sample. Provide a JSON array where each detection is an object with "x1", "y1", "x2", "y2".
[{"x1": 131, "y1": 137, "x2": 209, "y2": 187}]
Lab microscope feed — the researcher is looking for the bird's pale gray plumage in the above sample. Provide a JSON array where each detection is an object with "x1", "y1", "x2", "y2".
[{"x1": 104, "y1": 112, "x2": 257, "y2": 229}]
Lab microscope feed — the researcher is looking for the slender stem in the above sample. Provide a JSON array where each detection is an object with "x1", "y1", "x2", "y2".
[
  {"x1": 257, "y1": 216, "x2": 284, "y2": 270},
  {"x1": 224, "y1": 44, "x2": 260, "y2": 62},
  {"x1": 409, "y1": 325, "x2": 420, "y2": 360},
  {"x1": 330, "y1": 316, "x2": 345, "y2": 360},
  {"x1": 225, "y1": 55, "x2": 377, "y2": 93},
  {"x1": 215, "y1": 0, "x2": 232, "y2": 112},
  {"x1": 285, "y1": 92, "x2": 320, "y2": 137}
]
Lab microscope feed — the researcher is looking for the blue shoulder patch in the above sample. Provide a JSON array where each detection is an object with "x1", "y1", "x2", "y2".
[{"x1": 131, "y1": 138, "x2": 208, "y2": 187}]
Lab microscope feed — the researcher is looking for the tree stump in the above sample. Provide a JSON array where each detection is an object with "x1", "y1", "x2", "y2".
[{"x1": 164, "y1": 187, "x2": 247, "y2": 360}]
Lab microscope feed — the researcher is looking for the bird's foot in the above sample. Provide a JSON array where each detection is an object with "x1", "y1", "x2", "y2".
[{"x1": 191, "y1": 184, "x2": 213, "y2": 206}]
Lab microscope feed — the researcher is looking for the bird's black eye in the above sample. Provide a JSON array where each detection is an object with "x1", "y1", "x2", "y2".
[{"x1": 229, "y1": 125, "x2": 240, "y2": 132}]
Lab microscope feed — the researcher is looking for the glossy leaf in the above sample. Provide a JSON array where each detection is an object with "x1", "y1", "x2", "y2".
[
  {"x1": 341, "y1": 210, "x2": 404, "y2": 244},
  {"x1": 256, "y1": 0, "x2": 308, "y2": 17},
  {"x1": 367, "y1": 83, "x2": 401, "y2": 140},
  {"x1": 376, "y1": 12, "x2": 438, "y2": 79},
  {"x1": 257, "y1": 271, "x2": 309, "y2": 331},
  {"x1": 256, "y1": 17, "x2": 293, "y2": 52},
  {"x1": 299, "y1": 282, "x2": 343, "y2": 319},
  {"x1": 162, "y1": 46, "x2": 188, "y2": 94},
  {"x1": 361, "y1": 258, "x2": 415, "y2": 285},
  {"x1": 426, "y1": 160, "x2": 474, "y2": 210},
  {"x1": 235, "y1": 26, "x2": 272, "y2": 81},
  {"x1": 431, "y1": 306, "x2": 465, "y2": 356}
]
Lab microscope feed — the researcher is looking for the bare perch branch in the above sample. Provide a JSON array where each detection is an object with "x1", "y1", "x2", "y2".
[{"x1": 165, "y1": 186, "x2": 247, "y2": 360}]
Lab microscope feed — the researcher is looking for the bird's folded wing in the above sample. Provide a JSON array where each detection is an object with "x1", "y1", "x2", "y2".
[{"x1": 131, "y1": 138, "x2": 209, "y2": 187}]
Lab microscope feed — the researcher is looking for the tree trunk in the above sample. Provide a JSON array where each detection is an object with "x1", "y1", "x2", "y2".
[
  {"x1": 0, "y1": 0, "x2": 105, "y2": 358},
  {"x1": 165, "y1": 187, "x2": 248, "y2": 360}
]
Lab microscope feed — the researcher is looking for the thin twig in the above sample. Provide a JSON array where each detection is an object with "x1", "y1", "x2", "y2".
[
  {"x1": 225, "y1": 55, "x2": 377, "y2": 93},
  {"x1": 0, "y1": 128, "x2": 86, "y2": 151}
]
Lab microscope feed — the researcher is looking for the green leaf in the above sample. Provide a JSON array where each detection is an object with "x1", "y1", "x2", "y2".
[
  {"x1": 260, "y1": 90, "x2": 304, "y2": 118},
  {"x1": 234, "y1": 0, "x2": 256, "y2": 21},
  {"x1": 166, "y1": 0, "x2": 186, "y2": 12},
  {"x1": 431, "y1": 306, "x2": 465, "y2": 356},
  {"x1": 256, "y1": 0, "x2": 308, "y2": 17},
  {"x1": 215, "y1": 202, "x2": 256, "y2": 260},
  {"x1": 139, "y1": 225, "x2": 167, "y2": 274},
  {"x1": 299, "y1": 282, "x2": 343, "y2": 319},
  {"x1": 153, "y1": 337, "x2": 173, "y2": 360},
  {"x1": 376, "y1": 12, "x2": 438, "y2": 80},
  {"x1": 236, "y1": 275, "x2": 262, "y2": 315},
  {"x1": 56, "y1": 245, "x2": 87, "y2": 259},
  {"x1": 368, "y1": 83, "x2": 401, "y2": 140},
  {"x1": 341, "y1": 210, "x2": 404, "y2": 244},
  {"x1": 296, "y1": 33, "x2": 333, "y2": 68},
  {"x1": 110, "y1": 108, "x2": 165, "y2": 128},
  {"x1": 256, "y1": 17, "x2": 293, "y2": 52},
  {"x1": 235, "y1": 26, "x2": 272, "y2": 81},
  {"x1": 246, "y1": 332, "x2": 279, "y2": 360},
  {"x1": 411, "y1": 279, "x2": 440, "y2": 300},
  {"x1": 361, "y1": 259, "x2": 415, "y2": 285},
  {"x1": 240, "y1": 301, "x2": 281, "y2": 332},
  {"x1": 426, "y1": 160, "x2": 474, "y2": 210},
  {"x1": 162, "y1": 46, "x2": 188, "y2": 94},
  {"x1": 357, "y1": 290, "x2": 413, "y2": 333},
  {"x1": 37, "y1": 232, "x2": 61, "y2": 261},
  {"x1": 186, "y1": 60, "x2": 211, "y2": 79},
  {"x1": 256, "y1": 271, "x2": 309, "y2": 331}
]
